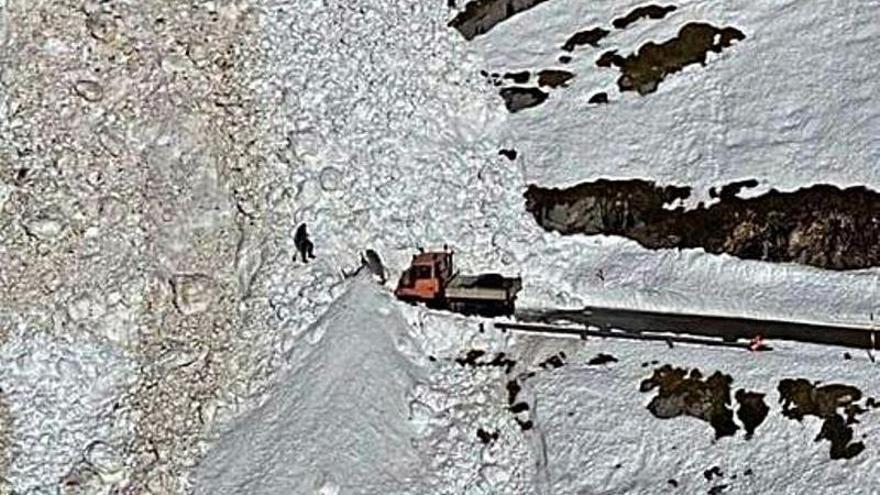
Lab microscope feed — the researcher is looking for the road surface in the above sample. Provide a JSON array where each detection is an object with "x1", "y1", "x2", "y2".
[{"x1": 515, "y1": 306, "x2": 880, "y2": 350}]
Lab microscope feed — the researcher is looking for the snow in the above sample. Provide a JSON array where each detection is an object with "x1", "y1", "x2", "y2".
[
  {"x1": 194, "y1": 276, "x2": 426, "y2": 494},
  {"x1": 530, "y1": 337, "x2": 880, "y2": 494},
  {"x1": 195, "y1": 0, "x2": 880, "y2": 490},
  {"x1": 260, "y1": 0, "x2": 880, "y2": 331},
  {"x1": 0, "y1": 323, "x2": 132, "y2": 491},
  {"x1": 1, "y1": 0, "x2": 878, "y2": 490},
  {"x1": 479, "y1": 0, "x2": 880, "y2": 200}
]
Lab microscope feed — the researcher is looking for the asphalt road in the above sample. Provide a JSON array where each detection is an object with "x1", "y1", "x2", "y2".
[{"x1": 516, "y1": 306, "x2": 880, "y2": 350}]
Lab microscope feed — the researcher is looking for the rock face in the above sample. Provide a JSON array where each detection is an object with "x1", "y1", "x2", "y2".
[
  {"x1": 612, "y1": 4, "x2": 677, "y2": 30},
  {"x1": 525, "y1": 180, "x2": 880, "y2": 270},
  {"x1": 640, "y1": 365, "x2": 739, "y2": 439},
  {"x1": 449, "y1": 0, "x2": 555, "y2": 40},
  {"x1": 601, "y1": 22, "x2": 746, "y2": 95},
  {"x1": 778, "y1": 379, "x2": 870, "y2": 459},
  {"x1": 499, "y1": 87, "x2": 549, "y2": 112}
]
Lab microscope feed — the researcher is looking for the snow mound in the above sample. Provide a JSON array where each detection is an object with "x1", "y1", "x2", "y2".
[{"x1": 194, "y1": 276, "x2": 426, "y2": 494}]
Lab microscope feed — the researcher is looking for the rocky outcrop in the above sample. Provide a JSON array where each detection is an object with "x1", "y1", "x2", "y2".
[{"x1": 525, "y1": 180, "x2": 880, "y2": 270}]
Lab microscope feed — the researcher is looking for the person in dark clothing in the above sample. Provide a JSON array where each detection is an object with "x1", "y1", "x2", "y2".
[{"x1": 294, "y1": 223, "x2": 315, "y2": 263}]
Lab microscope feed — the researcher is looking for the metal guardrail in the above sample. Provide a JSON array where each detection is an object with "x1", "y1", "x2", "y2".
[
  {"x1": 513, "y1": 306, "x2": 880, "y2": 351},
  {"x1": 495, "y1": 322, "x2": 754, "y2": 349}
]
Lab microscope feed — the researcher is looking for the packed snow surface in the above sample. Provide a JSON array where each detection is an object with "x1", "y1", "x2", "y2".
[{"x1": 195, "y1": 277, "x2": 427, "y2": 494}]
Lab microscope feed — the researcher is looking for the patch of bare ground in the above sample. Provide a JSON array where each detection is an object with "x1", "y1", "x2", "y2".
[
  {"x1": 449, "y1": 0, "x2": 555, "y2": 40},
  {"x1": 504, "y1": 70, "x2": 531, "y2": 84},
  {"x1": 601, "y1": 22, "x2": 745, "y2": 95},
  {"x1": 500, "y1": 87, "x2": 549, "y2": 112},
  {"x1": 562, "y1": 27, "x2": 609, "y2": 52},
  {"x1": 537, "y1": 69, "x2": 575, "y2": 88},
  {"x1": 734, "y1": 390, "x2": 769, "y2": 439},
  {"x1": 589, "y1": 92, "x2": 609, "y2": 104},
  {"x1": 778, "y1": 379, "x2": 871, "y2": 459},
  {"x1": 612, "y1": 4, "x2": 678, "y2": 30},
  {"x1": 639, "y1": 365, "x2": 738, "y2": 439},
  {"x1": 524, "y1": 180, "x2": 880, "y2": 270}
]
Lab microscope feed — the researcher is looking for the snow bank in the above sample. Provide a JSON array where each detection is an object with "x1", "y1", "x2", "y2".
[
  {"x1": 194, "y1": 276, "x2": 427, "y2": 494},
  {"x1": 529, "y1": 338, "x2": 880, "y2": 494}
]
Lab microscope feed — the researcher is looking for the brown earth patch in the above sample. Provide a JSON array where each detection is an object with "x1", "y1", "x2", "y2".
[
  {"x1": 734, "y1": 389, "x2": 769, "y2": 439},
  {"x1": 588, "y1": 92, "x2": 609, "y2": 104},
  {"x1": 778, "y1": 378, "x2": 869, "y2": 459},
  {"x1": 537, "y1": 69, "x2": 575, "y2": 88},
  {"x1": 562, "y1": 27, "x2": 610, "y2": 52},
  {"x1": 640, "y1": 365, "x2": 738, "y2": 439},
  {"x1": 449, "y1": 0, "x2": 555, "y2": 40},
  {"x1": 601, "y1": 22, "x2": 745, "y2": 95},
  {"x1": 503, "y1": 70, "x2": 531, "y2": 84},
  {"x1": 499, "y1": 86, "x2": 549, "y2": 112},
  {"x1": 612, "y1": 4, "x2": 678, "y2": 30},
  {"x1": 524, "y1": 179, "x2": 880, "y2": 270}
]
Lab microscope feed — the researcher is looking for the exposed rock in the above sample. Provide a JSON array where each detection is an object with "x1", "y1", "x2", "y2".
[
  {"x1": 587, "y1": 353, "x2": 617, "y2": 365},
  {"x1": 602, "y1": 23, "x2": 746, "y2": 95},
  {"x1": 612, "y1": 4, "x2": 677, "y2": 30},
  {"x1": 503, "y1": 71, "x2": 531, "y2": 84},
  {"x1": 588, "y1": 92, "x2": 609, "y2": 104},
  {"x1": 449, "y1": 0, "x2": 555, "y2": 40},
  {"x1": 498, "y1": 148, "x2": 518, "y2": 160},
  {"x1": 734, "y1": 390, "x2": 769, "y2": 439},
  {"x1": 499, "y1": 87, "x2": 548, "y2": 112},
  {"x1": 537, "y1": 69, "x2": 575, "y2": 88},
  {"x1": 778, "y1": 378, "x2": 870, "y2": 459},
  {"x1": 640, "y1": 365, "x2": 738, "y2": 439},
  {"x1": 562, "y1": 27, "x2": 609, "y2": 51},
  {"x1": 525, "y1": 180, "x2": 880, "y2": 270}
]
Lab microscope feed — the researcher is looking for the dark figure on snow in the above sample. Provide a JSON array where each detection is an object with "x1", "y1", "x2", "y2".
[
  {"x1": 361, "y1": 249, "x2": 386, "y2": 284},
  {"x1": 294, "y1": 223, "x2": 315, "y2": 263}
]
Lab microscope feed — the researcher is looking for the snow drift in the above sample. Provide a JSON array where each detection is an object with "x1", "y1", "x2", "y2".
[{"x1": 194, "y1": 276, "x2": 426, "y2": 494}]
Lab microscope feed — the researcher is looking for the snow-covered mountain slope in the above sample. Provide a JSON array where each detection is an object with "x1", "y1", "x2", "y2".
[
  {"x1": 2, "y1": 0, "x2": 878, "y2": 491},
  {"x1": 195, "y1": 277, "x2": 880, "y2": 494},
  {"x1": 195, "y1": 276, "x2": 537, "y2": 494},
  {"x1": 478, "y1": 0, "x2": 880, "y2": 199},
  {"x1": 261, "y1": 0, "x2": 880, "y2": 328},
  {"x1": 523, "y1": 336, "x2": 880, "y2": 495}
]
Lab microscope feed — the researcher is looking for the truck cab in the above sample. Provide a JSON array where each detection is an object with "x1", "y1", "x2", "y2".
[{"x1": 394, "y1": 251, "x2": 454, "y2": 305}]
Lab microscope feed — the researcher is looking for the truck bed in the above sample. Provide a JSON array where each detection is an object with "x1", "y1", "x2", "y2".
[{"x1": 445, "y1": 273, "x2": 522, "y2": 302}]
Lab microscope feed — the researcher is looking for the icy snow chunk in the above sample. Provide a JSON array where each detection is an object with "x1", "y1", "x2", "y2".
[
  {"x1": 73, "y1": 80, "x2": 104, "y2": 102},
  {"x1": 24, "y1": 216, "x2": 65, "y2": 240},
  {"x1": 171, "y1": 274, "x2": 216, "y2": 315}
]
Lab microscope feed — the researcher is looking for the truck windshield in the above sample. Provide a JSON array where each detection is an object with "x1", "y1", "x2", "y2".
[{"x1": 412, "y1": 265, "x2": 432, "y2": 280}]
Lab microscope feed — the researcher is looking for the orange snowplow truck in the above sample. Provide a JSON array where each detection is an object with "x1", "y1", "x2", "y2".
[{"x1": 394, "y1": 249, "x2": 522, "y2": 316}]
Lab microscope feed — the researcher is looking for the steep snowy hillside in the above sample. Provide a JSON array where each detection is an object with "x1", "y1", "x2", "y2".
[
  {"x1": 195, "y1": 276, "x2": 428, "y2": 494},
  {"x1": 195, "y1": 276, "x2": 537, "y2": 494}
]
